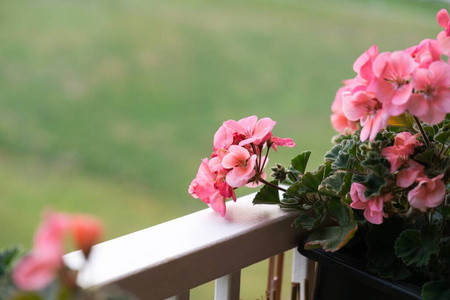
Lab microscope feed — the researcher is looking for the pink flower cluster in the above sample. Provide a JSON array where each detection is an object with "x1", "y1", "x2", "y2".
[
  {"x1": 350, "y1": 132, "x2": 446, "y2": 224},
  {"x1": 189, "y1": 116, "x2": 295, "y2": 216},
  {"x1": 350, "y1": 183, "x2": 393, "y2": 224},
  {"x1": 13, "y1": 211, "x2": 103, "y2": 291},
  {"x1": 331, "y1": 9, "x2": 450, "y2": 141},
  {"x1": 383, "y1": 132, "x2": 446, "y2": 211}
]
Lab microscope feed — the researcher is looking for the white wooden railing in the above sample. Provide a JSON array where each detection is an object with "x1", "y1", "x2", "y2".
[{"x1": 63, "y1": 193, "x2": 316, "y2": 300}]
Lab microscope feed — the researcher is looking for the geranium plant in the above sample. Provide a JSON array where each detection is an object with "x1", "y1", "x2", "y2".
[
  {"x1": 189, "y1": 9, "x2": 450, "y2": 299},
  {"x1": 0, "y1": 210, "x2": 136, "y2": 300}
]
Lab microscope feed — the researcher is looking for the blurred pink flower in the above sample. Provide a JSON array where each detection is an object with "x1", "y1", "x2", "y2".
[
  {"x1": 352, "y1": 44, "x2": 379, "y2": 93},
  {"x1": 331, "y1": 85, "x2": 359, "y2": 134},
  {"x1": 350, "y1": 183, "x2": 392, "y2": 224},
  {"x1": 13, "y1": 212, "x2": 70, "y2": 291},
  {"x1": 405, "y1": 39, "x2": 442, "y2": 69},
  {"x1": 72, "y1": 214, "x2": 104, "y2": 258},
  {"x1": 408, "y1": 174, "x2": 446, "y2": 210},
  {"x1": 13, "y1": 255, "x2": 60, "y2": 292},
  {"x1": 373, "y1": 51, "x2": 417, "y2": 116},
  {"x1": 408, "y1": 61, "x2": 450, "y2": 124},
  {"x1": 436, "y1": 9, "x2": 450, "y2": 56}
]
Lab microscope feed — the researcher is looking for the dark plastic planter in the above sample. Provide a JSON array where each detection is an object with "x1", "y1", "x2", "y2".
[{"x1": 297, "y1": 245, "x2": 422, "y2": 300}]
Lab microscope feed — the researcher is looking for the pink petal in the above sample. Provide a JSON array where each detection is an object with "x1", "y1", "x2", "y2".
[
  {"x1": 209, "y1": 191, "x2": 226, "y2": 216},
  {"x1": 437, "y1": 9, "x2": 450, "y2": 29},
  {"x1": 221, "y1": 146, "x2": 250, "y2": 169},
  {"x1": 407, "y1": 93, "x2": 429, "y2": 117},
  {"x1": 364, "y1": 209, "x2": 385, "y2": 225},
  {"x1": 13, "y1": 255, "x2": 58, "y2": 291},
  {"x1": 424, "y1": 178, "x2": 446, "y2": 207},
  {"x1": 372, "y1": 52, "x2": 391, "y2": 78}
]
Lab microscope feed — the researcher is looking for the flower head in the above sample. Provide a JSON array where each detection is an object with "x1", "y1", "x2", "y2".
[
  {"x1": 350, "y1": 183, "x2": 392, "y2": 224},
  {"x1": 373, "y1": 51, "x2": 417, "y2": 116},
  {"x1": 408, "y1": 174, "x2": 446, "y2": 210},
  {"x1": 13, "y1": 211, "x2": 103, "y2": 291},
  {"x1": 407, "y1": 61, "x2": 450, "y2": 124}
]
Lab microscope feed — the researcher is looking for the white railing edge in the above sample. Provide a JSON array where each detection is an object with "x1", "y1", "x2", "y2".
[{"x1": 64, "y1": 193, "x2": 309, "y2": 299}]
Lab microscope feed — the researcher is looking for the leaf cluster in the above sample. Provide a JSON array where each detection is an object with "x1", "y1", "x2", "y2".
[{"x1": 253, "y1": 116, "x2": 450, "y2": 299}]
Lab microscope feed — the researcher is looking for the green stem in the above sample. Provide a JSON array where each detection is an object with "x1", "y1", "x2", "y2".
[
  {"x1": 413, "y1": 116, "x2": 430, "y2": 147},
  {"x1": 260, "y1": 177, "x2": 287, "y2": 192},
  {"x1": 423, "y1": 211, "x2": 430, "y2": 225}
]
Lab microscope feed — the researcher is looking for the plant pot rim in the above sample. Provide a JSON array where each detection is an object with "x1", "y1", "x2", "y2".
[{"x1": 297, "y1": 244, "x2": 422, "y2": 300}]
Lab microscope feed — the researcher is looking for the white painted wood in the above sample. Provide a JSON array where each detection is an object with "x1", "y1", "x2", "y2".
[
  {"x1": 291, "y1": 250, "x2": 316, "y2": 300},
  {"x1": 214, "y1": 271, "x2": 241, "y2": 300},
  {"x1": 166, "y1": 291, "x2": 189, "y2": 300},
  {"x1": 64, "y1": 193, "x2": 306, "y2": 300}
]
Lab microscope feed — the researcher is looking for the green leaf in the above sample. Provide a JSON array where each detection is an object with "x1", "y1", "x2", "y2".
[
  {"x1": 331, "y1": 153, "x2": 351, "y2": 170},
  {"x1": 395, "y1": 225, "x2": 440, "y2": 267},
  {"x1": 285, "y1": 180, "x2": 311, "y2": 200},
  {"x1": 293, "y1": 201, "x2": 325, "y2": 230},
  {"x1": 0, "y1": 247, "x2": 20, "y2": 277},
  {"x1": 422, "y1": 281, "x2": 450, "y2": 300},
  {"x1": 301, "y1": 163, "x2": 331, "y2": 193},
  {"x1": 414, "y1": 149, "x2": 436, "y2": 165},
  {"x1": 437, "y1": 205, "x2": 450, "y2": 221},
  {"x1": 435, "y1": 130, "x2": 450, "y2": 144},
  {"x1": 290, "y1": 151, "x2": 311, "y2": 174},
  {"x1": 319, "y1": 172, "x2": 352, "y2": 198},
  {"x1": 366, "y1": 216, "x2": 411, "y2": 280},
  {"x1": 305, "y1": 199, "x2": 357, "y2": 252},
  {"x1": 324, "y1": 143, "x2": 342, "y2": 162},
  {"x1": 253, "y1": 181, "x2": 280, "y2": 205},
  {"x1": 423, "y1": 125, "x2": 435, "y2": 138}
]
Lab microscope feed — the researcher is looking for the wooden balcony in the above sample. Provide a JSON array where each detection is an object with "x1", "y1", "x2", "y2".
[{"x1": 64, "y1": 193, "x2": 315, "y2": 300}]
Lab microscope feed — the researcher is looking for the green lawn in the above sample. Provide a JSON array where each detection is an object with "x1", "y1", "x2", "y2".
[{"x1": 0, "y1": 0, "x2": 444, "y2": 298}]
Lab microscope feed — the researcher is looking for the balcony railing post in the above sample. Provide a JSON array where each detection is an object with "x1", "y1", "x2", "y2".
[
  {"x1": 166, "y1": 291, "x2": 189, "y2": 300},
  {"x1": 291, "y1": 250, "x2": 316, "y2": 300},
  {"x1": 214, "y1": 270, "x2": 241, "y2": 300}
]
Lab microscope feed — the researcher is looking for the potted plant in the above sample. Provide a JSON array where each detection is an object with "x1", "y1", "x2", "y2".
[{"x1": 189, "y1": 8, "x2": 450, "y2": 299}]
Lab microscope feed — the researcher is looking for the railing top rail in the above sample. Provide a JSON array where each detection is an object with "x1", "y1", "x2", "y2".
[{"x1": 64, "y1": 193, "x2": 305, "y2": 300}]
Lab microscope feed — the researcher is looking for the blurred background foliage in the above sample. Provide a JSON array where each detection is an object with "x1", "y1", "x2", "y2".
[{"x1": 0, "y1": 0, "x2": 445, "y2": 298}]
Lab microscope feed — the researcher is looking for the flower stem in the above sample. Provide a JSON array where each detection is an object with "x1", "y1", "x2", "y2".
[
  {"x1": 423, "y1": 211, "x2": 430, "y2": 225},
  {"x1": 260, "y1": 177, "x2": 287, "y2": 192},
  {"x1": 413, "y1": 116, "x2": 430, "y2": 147}
]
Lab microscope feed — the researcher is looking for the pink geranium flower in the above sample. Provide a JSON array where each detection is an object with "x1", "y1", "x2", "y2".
[
  {"x1": 342, "y1": 91, "x2": 389, "y2": 141},
  {"x1": 352, "y1": 44, "x2": 379, "y2": 93},
  {"x1": 213, "y1": 122, "x2": 234, "y2": 153},
  {"x1": 381, "y1": 132, "x2": 421, "y2": 173},
  {"x1": 436, "y1": 9, "x2": 450, "y2": 56},
  {"x1": 331, "y1": 85, "x2": 359, "y2": 134},
  {"x1": 270, "y1": 136, "x2": 296, "y2": 152},
  {"x1": 189, "y1": 158, "x2": 233, "y2": 216},
  {"x1": 405, "y1": 39, "x2": 442, "y2": 69},
  {"x1": 373, "y1": 51, "x2": 417, "y2": 116},
  {"x1": 72, "y1": 215, "x2": 103, "y2": 258},
  {"x1": 408, "y1": 174, "x2": 446, "y2": 210},
  {"x1": 350, "y1": 183, "x2": 393, "y2": 224},
  {"x1": 13, "y1": 211, "x2": 103, "y2": 291},
  {"x1": 222, "y1": 145, "x2": 257, "y2": 187},
  {"x1": 13, "y1": 212, "x2": 70, "y2": 291},
  {"x1": 397, "y1": 160, "x2": 425, "y2": 188},
  {"x1": 408, "y1": 61, "x2": 450, "y2": 124},
  {"x1": 224, "y1": 116, "x2": 276, "y2": 147}
]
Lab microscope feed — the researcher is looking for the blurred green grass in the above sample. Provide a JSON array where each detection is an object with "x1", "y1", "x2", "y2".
[{"x1": 0, "y1": 0, "x2": 444, "y2": 298}]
